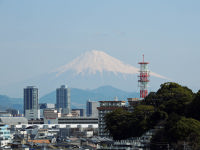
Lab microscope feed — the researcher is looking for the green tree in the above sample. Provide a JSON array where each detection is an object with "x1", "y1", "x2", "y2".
[
  {"x1": 156, "y1": 82, "x2": 193, "y2": 102},
  {"x1": 147, "y1": 82, "x2": 194, "y2": 115},
  {"x1": 148, "y1": 110, "x2": 168, "y2": 128},
  {"x1": 165, "y1": 115, "x2": 200, "y2": 149},
  {"x1": 187, "y1": 90, "x2": 200, "y2": 121},
  {"x1": 104, "y1": 82, "x2": 196, "y2": 146},
  {"x1": 104, "y1": 108, "x2": 133, "y2": 140},
  {"x1": 134, "y1": 105, "x2": 154, "y2": 119},
  {"x1": 131, "y1": 105, "x2": 155, "y2": 137},
  {"x1": 104, "y1": 105, "x2": 156, "y2": 140}
]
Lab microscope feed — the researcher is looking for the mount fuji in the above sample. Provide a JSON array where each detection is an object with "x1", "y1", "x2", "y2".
[
  {"x1": 52, "y1": 50, "x2": 166, "y2": 79},
  {"x1": 38, "y1": 50, "x2": 166, "y2": 95},
  {"x1": 4, "y1": 50, "x2": 167, "y2": 98}
]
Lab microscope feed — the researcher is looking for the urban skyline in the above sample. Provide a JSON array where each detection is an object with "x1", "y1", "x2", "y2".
[{"x1": 0, "y1": 1, "x2": 199, "y2": 149}]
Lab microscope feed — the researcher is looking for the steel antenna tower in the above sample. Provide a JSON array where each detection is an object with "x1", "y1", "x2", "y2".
[{"x1": 138, "y1": 54, "x2": 150, "y2": 98}]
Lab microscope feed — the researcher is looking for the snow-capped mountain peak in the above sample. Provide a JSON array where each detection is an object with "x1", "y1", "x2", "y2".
[{"x1": 53, "y1": 50, "x2": 166, "y2": 79}]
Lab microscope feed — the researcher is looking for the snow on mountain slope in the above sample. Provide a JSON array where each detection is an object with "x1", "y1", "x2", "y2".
[
  {"x1": 53, "y1": 50, "x2": 166, "y2": 79},
  {"x1": 2, "y1": 50, "x2": 167, "y2": 97}
]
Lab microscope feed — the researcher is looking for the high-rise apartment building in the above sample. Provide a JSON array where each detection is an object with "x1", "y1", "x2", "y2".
[
  {"x1": 56, "y1": 85, "x2": 71, "y2": 114},
  {"x1": 86, "y1": 100, "x2": 98, "y2": 117},
  {"x1": 97, "y1": 100, "x2": 126, "y2": 137},
  {"x1": 24, "y1": 86, "x2": 40, "y2": 120}
]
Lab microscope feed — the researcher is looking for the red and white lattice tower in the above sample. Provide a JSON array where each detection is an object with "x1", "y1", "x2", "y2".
[{"x1": 138, "y1": 55, "x2": 150, "y2": 98}]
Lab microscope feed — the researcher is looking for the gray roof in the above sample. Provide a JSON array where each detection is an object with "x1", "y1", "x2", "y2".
[{"x1": 0, "y1": 117, "x2": 28, "y2": 125}]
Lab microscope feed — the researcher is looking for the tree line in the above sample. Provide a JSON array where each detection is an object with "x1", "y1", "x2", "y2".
[{"x1": 104, "y1": 82, "x2": 200, "y2": 150}]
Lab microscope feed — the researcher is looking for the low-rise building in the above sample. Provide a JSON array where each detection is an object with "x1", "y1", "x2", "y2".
[
  {"x1": 127, "y1": 98, "x2": 141, "y2": 107},
  {"x1": 71, "y1": 110, "x2": 81, "y2": 117},
  {"x1": 25, "y1": 109, "x2": 40, "y2": 120},
  {"x1": 39, "y1": 103, "x2": 55, "y2": 109},
  {"x1": 0, "y1": 117, "x2": 28, "y2": 125},
  {"x1": 43, "y1": 109, "x2": 61, "y2": 124},
  {"x1": 58, "y1": 117, "x2": 98, "y2": 124},
  {"x1": 28, "y1": 119, "x2": 44, "y2": 124},
  {"x1": 127, "y1": 98, "x2": 142, "y2": 111},
  {"x1": 39, "y1": 103, "x2": 55, "y2": 118},
  {"x1": 0, "y1": 124, "x2": 11, "y2": 147},
  {"x1": 72, "y1": 109, "x2": 85, "y2": 117},
  {"x1": 0, "y1": 111, "x2": 12, "y2": 117}
]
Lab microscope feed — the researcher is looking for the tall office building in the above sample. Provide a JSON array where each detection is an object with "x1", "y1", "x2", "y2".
[
  {"x1": 86, "y1": 100, "x2": 99, "y2": 117},
  {"x1": 56, "y1": 85, "x2": 71, "y2": 114},
  {"x1": 24, "y1": 86, "x2": 40, "y2": 120}
]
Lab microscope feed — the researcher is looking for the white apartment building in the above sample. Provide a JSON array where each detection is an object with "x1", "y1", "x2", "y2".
[{"x1": 97, "y1": 100, "x2": 126, "y2": 137}]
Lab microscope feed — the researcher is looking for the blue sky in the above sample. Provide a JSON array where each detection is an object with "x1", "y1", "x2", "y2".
[{"x1": 0, "y1": 0, "x2": 200, "y2": 96}]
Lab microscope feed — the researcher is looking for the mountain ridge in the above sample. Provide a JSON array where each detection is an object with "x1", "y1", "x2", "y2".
[
  {"x1": 40, "y1": 85, "x2": 139, "y2": 108},
  {"x1": 0, "y1": 85, "x2": 139, "y2": 111}
]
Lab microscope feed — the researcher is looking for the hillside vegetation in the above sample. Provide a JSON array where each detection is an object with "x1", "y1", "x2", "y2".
[{"x1": 105, "y1": 82, "x2": 200, "y2": 150}]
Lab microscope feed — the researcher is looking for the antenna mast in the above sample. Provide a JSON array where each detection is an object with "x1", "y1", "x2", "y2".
[{"x1": 138, "y1": 55, "x2": 150, "y2": 98}]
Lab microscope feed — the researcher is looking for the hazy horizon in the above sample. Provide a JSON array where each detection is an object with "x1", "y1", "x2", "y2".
[{"x1": 0, "y1": 1, "x2": 200, "y2": 97}]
